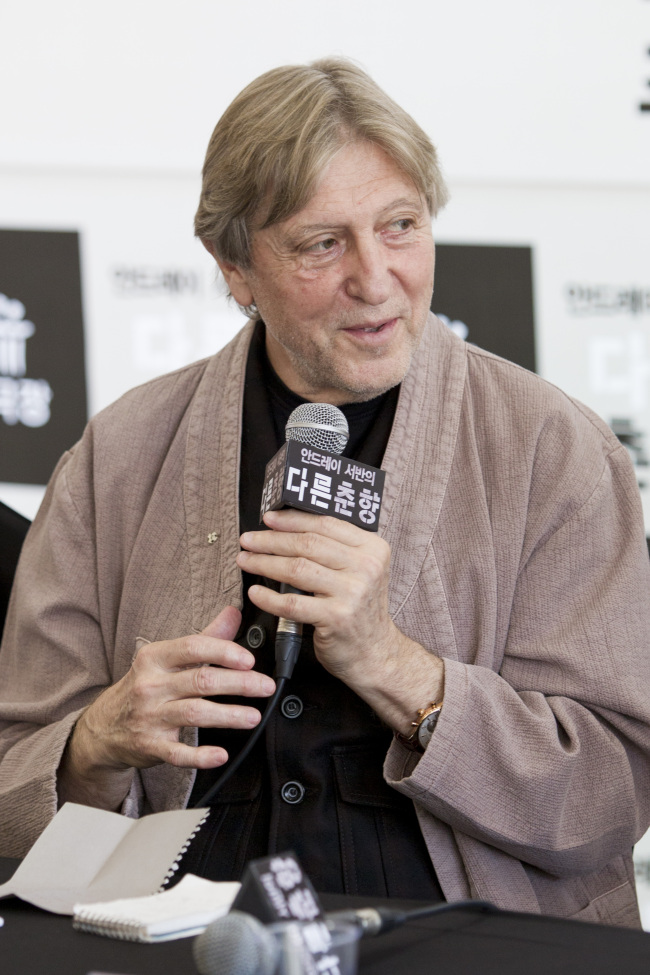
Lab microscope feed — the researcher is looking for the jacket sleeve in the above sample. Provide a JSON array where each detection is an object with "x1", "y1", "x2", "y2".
[
  {"x1": 385, "y1": 437, "x2": 650, "y2": 878},
  {"x1": 0, "y1": 441, "x2": 117, "y2": 857}
]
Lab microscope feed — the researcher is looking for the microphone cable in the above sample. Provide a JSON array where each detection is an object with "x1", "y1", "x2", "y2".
[
  {"x1": 193, "y1": 675, "x2": 288, "y2": 807},
  {"x1": 326, "y1": 898, "x2": 500, "y2": 937}
]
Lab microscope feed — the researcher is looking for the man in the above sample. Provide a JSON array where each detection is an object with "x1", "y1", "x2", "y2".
[{"x1": 1, "y1": 58, "x2": 650, "y2": 926}]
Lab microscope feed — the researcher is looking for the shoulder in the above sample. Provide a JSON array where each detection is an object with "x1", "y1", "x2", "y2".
[
  {"x1": 459, "y1": 342, "x2": 637, "y2": 543},
  {"x1": 36, "y1": 359, "x2": 211, "y2": 536},
  {"x1": 86, "y1": 323, "x2": 251, "y2": 456},
  {"x1": 55, "y1": 324, "x2": 252, "y2": 506},
  {"x1": 461, "y1": 340, "x2": 622, "y2": 467},
  {"x1": 420, "y1": 321, "x2": 633, "y2": 531},
  {"x1": 419, "y1": 316, "x2": 622, "y2": 476},
  {"x1": 90, "y1": 356, "x2": 212, "y2": 447}
]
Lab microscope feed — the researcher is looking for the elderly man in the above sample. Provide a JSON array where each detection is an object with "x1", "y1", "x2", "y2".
[{"x1": 1, "y1": 58, "x2": 650, "y2": 926}]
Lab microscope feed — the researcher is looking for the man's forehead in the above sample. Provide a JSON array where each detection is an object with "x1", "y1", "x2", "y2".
[{"x1": 279, "y1": 194, "x2": 427, "y2": 239}]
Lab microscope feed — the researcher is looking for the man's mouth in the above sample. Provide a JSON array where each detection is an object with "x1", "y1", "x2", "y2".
[{"x1": 347, "y1": 318, "x2": 396, "y2": 334}]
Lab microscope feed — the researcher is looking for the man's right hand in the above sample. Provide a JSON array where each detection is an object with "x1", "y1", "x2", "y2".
[{"x1": 57, "y1": 606, "x2": 275, "y2": 810}]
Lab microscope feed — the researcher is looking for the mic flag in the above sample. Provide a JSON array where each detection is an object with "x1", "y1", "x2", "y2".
[
  {"x1": 226, "y1": 851, "x2": 338, "y2": 974},
  {"x1": 231, "y1": 850, "x2": 324, "y2": 924},
  {"x1": 260, "y1": 441, "x2": 385, "y2": 531}
]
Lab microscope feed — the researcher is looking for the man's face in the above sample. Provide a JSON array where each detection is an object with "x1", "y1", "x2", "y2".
[{"x1": 221, "y1": 140, "x2": 435, "y2": 405}]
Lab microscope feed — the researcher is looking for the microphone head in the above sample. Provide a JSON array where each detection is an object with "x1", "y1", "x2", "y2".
[
  {"x1": 285, "y1": 403, "x2": 349, "y2": 455},
  {"x1": 193, "y1": 911, "x2": 278, "y2": 975}
]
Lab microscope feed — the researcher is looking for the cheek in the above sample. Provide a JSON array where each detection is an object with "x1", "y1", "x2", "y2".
[
  {"x1": 287, "y1": 274, "x2": 341, "y2": 318},
  {"x1": 409, "y1": 252, "x2": 435, "y2": 298}
]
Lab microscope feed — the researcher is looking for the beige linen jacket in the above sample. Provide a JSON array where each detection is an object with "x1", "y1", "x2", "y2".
[{"x1": 2, "y1": 315, "x2": 650, "y2": 926}]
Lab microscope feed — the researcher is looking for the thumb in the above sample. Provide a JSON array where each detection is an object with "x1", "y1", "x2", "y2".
[{"x1": 202, "y1": 606, "x2": 242, "y2": 642}]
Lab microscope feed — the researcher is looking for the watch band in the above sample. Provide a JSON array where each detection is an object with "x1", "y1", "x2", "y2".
[{"x1": 395, "y1": 700, "x2": 443, "y2": 752}]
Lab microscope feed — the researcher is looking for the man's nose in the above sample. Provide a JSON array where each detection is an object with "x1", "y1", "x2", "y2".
[{"x1": 344, "y1": 237, "x2": 392, "y2": 305}]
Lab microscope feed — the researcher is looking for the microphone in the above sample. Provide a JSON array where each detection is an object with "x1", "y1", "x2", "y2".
[
  {"x1": 193, "y1": 910, "x2": 277, "y2": 975},
  {"x1": 193, "y1": 901, "x2": 500, "y2": 975},
  {"x1": 284, "y1": 401, "x2": 350, "y2": 453},
  {"x1": 274, "y1": 403, "x2": 349, "y2": 681}
]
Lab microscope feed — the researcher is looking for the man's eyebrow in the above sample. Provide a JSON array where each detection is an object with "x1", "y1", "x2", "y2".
[
  {"x1": 280, "y1": 196, "x2": 427, "y2": 244},
  {"x1": 282, "y1": 223, "x2": 345, "y2": 242},
  {"x1": 377, "y1": 196, "x2": 427, "y2": 216}
]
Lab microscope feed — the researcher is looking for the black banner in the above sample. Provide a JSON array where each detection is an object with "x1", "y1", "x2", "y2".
[
  {"x1": 433, "y1": 244, "x2": 536, "y2": 373},
  {"x1": 0, "y1": 229, "x2": 87, "y2": 484},
  {"x1": 0, "y1": 230, "x2": 87, "y2": 484}
]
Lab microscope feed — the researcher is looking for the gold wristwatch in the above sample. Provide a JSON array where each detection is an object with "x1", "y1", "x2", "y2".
[{"x1": 396, "y1": 701, "x2": 443, "y2": 752}]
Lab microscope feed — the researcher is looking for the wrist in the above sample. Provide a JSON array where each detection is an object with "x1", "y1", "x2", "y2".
[
  {"x1": 395, "y1": 700, "x2": 443, "y2": 752},
  {"x1": 344, "y1": 627, "x2": 445, "y2": 734},
  {"x1": 57, "y1": 709, "x2": 134, "y2": 811},
  {"x1": 70, "y1": 702, "x2": 129, "y2": 772}
]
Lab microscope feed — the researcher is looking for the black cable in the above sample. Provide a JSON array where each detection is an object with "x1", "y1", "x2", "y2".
[
  {"x1": 193, "y1": 585, "x2": 305, "y2": 808},
  {"x1": 192, "y1": 676, "x2": 288, "y2": 808},
  {"x1": 327, "y1": 899, "x2": 500, "y2": 938},
  {"x1": 403, "y1": 899, "x2": 499, "y2": 922}
]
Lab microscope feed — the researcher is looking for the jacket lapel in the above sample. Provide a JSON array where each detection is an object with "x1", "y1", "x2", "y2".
[
  {"x1": 184, "y1": 321, "x2": 255, "y2": 632},
  {"x1": 381, "y1": 315, "x2": 467, "y2": 659}
]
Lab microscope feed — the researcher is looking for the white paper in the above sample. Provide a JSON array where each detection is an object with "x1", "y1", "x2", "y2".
[
  {"x1": 0, "y1": 802, "x2": 209, "y2": 914},
  {"x1": 72, "y1": 873, "x2": 240, "y2": 941}
]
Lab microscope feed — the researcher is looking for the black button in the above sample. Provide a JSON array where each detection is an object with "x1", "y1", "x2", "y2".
[
  {"x1": 246, "y1": 624, "x2": 266, "y2": 649},
  {"x1": 280, "y1": 781, "x2": 305, "y2": 805},
  {"x1": 281, "y1": 695, "x2": 303, "y2": 719}
]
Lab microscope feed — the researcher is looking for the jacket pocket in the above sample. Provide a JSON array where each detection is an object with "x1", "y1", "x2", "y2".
[
  {"x1": 332, "y1": 743, "x2": 442, "y2": 900},
  {"x1": 569, "y1": 880, "x2": 641, "y2": 929}
]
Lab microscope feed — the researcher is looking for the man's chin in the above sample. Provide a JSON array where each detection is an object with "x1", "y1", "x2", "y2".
[{"x1": 308, "y1": 365, "x2": 410, "y2": 406}]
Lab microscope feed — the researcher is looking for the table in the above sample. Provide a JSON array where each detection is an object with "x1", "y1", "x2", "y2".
[{"x1": 2, "y1": 857, "x2": 650, "y2": 974}]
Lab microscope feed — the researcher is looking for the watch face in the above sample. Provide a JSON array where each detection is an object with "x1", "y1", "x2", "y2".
[{"x1": 417, "y1": 709, "x2": 441, "y2": 748}]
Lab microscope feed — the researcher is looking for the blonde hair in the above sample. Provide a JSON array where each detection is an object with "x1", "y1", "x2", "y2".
[{"x1": 194, "y1": 57, "x2": 448, "y2": 269}]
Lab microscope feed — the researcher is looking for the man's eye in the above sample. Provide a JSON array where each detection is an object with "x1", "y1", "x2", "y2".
[
  {"x1": 307, "y1": 237, "x2": 337, "y2": 253},
  {"x1": 392, "y1": 219, "x2": 414, "y2": 231}
]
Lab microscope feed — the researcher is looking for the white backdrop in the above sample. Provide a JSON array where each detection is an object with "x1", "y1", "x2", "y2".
[
  {"x1": 1, "y1": 1, "x2": 648, "y2": 182},
  {"x1": 1, "y1": 0, "x2": 649, "y2": 523}
]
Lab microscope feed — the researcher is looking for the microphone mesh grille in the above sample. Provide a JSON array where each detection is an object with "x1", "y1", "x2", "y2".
[
  {"x1": 192, "y1": 912, "x2": 277, "y2": 975},
  {"x1": 285, "y1": 403, "x2": 349, "y2": 455}
]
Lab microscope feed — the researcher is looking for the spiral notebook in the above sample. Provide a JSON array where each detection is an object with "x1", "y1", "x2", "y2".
[
  {"x1": 0, "y1": 801, "x2": 210, "y2": 915},
  {"x1": 72, "y1": 873, "x2": 239, "y2": 942}
]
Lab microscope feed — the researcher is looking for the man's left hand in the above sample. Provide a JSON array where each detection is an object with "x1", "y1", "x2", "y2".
[{"x1": 236, "y1": 508, "x2": 444, "y2": 735}]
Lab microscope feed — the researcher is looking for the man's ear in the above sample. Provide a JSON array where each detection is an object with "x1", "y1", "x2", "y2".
[{"x1": 201, "y1": 240, "x2": 255, "y2": 308}]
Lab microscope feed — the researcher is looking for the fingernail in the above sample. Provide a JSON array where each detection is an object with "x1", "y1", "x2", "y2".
[
  {"x1": 247, "y1": 710, "x2": 261, "y2": 726},
  {"x1": 261, "y1": 677, "x2": 276, "y2": 695}
]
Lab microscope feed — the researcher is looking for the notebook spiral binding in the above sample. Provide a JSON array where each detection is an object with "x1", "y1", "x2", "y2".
[
  {"x1": 73, "y1": 913, "x2": 147, "y2": 941},
  {"x1": 160, "y1": 808, "x2": 210, "y2": 889}
]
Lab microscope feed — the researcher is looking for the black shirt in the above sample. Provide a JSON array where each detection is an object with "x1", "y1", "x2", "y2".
[{"x1": 185, "y1": 323, "x2": 443, "y2": 900}]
